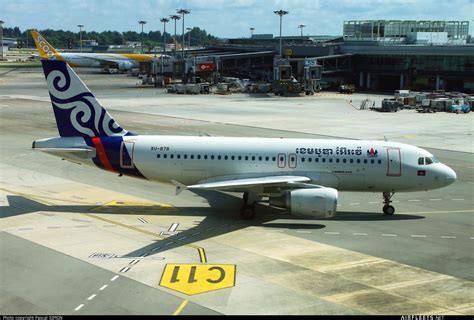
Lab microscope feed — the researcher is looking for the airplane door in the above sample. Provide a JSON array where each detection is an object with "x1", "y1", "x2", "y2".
[
  {"x1": 120, "y1": 141, "x2": 135, "y2": 169},
  {"x1": 277, "y1": 153, "x2": 286, "y2": 168},
  {"x1": 387, "y1": 148, "x2": 401, "y2": 176},
  {"x1": 288, "y1": 153, "x2": 297, "y2": 169}
]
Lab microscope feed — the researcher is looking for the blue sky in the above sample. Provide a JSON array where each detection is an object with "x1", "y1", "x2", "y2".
[{"x1": 3, "y1": 0, "x2": 473, "y2": 37}]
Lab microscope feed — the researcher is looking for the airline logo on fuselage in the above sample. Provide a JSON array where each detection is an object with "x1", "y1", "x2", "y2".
[{"x1": 367, "y1": 148, "x2": 378, "y2": 157}]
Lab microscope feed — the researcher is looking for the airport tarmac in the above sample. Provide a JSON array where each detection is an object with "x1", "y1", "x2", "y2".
[{"x1": 0, "y1": 68, "x2": 473, "y2": 315}]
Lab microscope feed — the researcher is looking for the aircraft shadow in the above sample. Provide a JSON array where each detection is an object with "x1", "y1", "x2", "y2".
[{"x1": 1, "y1": 191, "x2": 423, "y2": 258}]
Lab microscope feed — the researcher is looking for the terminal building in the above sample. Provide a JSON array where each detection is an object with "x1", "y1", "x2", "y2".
[{"x1": 218, "y1": 19, "x2": 473, "y2": 93}]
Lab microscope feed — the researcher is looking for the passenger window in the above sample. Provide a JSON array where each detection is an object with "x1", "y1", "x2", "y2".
[
  {"x1": 418, "y1": 157, "x2": 425, "y2": 165},
  {"x1": 157, "y1": 154, "x2": 161, "y2": 159},
  {"x1": 245, "y1": 156, "x2": 249, "y2": 161},
  {"x1": 164, "y1": 154, "x2": 167, "y2": 159},
  {"x1": 224, "y1": 155, "x2": 228, "y2": 160},
  {"x1": 238, "y1": 156, "x2": 242, "y2": 160},
  {"x1": 350, "y1": 159, "x2": 354, "y2": 163},
  {"x1": 272, "y1": 157, "x2": 276, "y2": 161},
  {"x1": 252, "y1": 156, "x2": 256, "y2": 161},
  {"x1": 184, "y1": 154, "x2": 188, "y2": 159},
  {"x1": 301, "y1": 158, "x2": 305, "y2": 162},
  {"x1": 322, "y1": 158, "x2": 326, "y2": 163},
  {"x1": 265, "y1": 156, "x2": 269, "y2": 161},
  {"x1": 315, "y1": 158, "x2": 319, "y2": 163},
  {"x1": 308, "y1": 158, "x2": 312, "y2": 163},
  {"x1": 177, "y1": 154, "x2": 181, "y2": 159},
  {"x1": 204, "y1": 155, "x2": 208, "y2": 160},
  {"x1": 371, "y1": 159, "x2": 375, "y2": 164},
  {"x1": 231, "y1": 156, "x2": 235, "y2": 160},
  {"x1": 343, "y1": 159, "x2": 346, "y2": 163},
  {"x1": 258, "y1": 156, "x2": 262, "y2": 161},
  {"x1": 425, "y1": 157, "x2": 433, "y2": 165},
  {"x1": 336, "y1": 158, "x2": 340, "y2": 163},
  {"x1": 170, "y1": 154, "x2": 174, "y2": 159},
  {"x1": 197, "y1": 155, "x2": 201, "y2": 160},
  {"x1": 364, "y1": 159, "x2": 367, "y2": 164},
  {"x1": 378, "y1": 160, "x2": 382, "y2": 164},
  {"x1": 329, "y1": 158, "x2": 333, "y2": 163},
  {"x1": 211, "y1": 155, "x2": 215, "y2": 160},
  {"x1": 218, "y1": 155, "x2": 221, "y2": 160},
  {"x1": 357, "y1": 159, "x2": 360, "y2": 163},
  {"x1": 190, "y1": 155, "x2": 194, "y2": 160}
]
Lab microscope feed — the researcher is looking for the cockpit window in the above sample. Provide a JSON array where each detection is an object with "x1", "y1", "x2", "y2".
[
  {"x1": 418, "y1": 157, "x2": 425, "y2": 165},
  {"x1": 431, "y1": 157, "x2": 440, "y2": 163},
  {"x1": 425, "y1": 157, "x2": 433, "y2": 165}
]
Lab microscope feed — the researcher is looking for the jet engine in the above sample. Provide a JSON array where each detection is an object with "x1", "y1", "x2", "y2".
[
  {"x1": 117, "y1": 61, "x2": 134, "y2": 71},
  {"x1": 270, "y1": 188, "x2": 338, "y2": 218}
]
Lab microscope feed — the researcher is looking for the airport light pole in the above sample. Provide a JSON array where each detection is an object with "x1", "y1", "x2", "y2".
[
  {"x1": 170, "y1": 15, "x2": 180, "y2": 57},
  {"x1": 250, "y1": 27, "x2": 255, "y2": 38},
  {"x1": 1, "y1": 20, "x2": 5, "y2": 61},
  {"x1": 77, "y1": 24, "x2": 84, "y2": 53},
  {"x1": 298, "y1": 24, "x2": 306, "y2": 37},
  {"x1": 274, "y1": 10, "x2": 288, "y2": 57},
  {"x1": 177, "y1": 8, "x2": 190, "y2": 59},
  {"x1": 186, "y1": 27, "x2": 192, "y2": 48},
  {"x1": 138, "y1": 20, "x2": 147, "y2": 53},
  {"x1": 160, "y1": 18, "x2": 169, "y2": 75}
]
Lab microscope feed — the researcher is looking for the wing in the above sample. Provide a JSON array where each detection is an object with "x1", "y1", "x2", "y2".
[{"x1": 173, "y1": 175, "x2": 321, "y2": 195}]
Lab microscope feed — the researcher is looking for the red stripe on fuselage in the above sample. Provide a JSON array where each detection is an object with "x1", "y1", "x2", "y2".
[{"x1": 91, "y1": 137, "x2": 116, "y2": 172}]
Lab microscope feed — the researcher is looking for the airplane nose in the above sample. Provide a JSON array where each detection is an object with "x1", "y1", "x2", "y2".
[{"x1": 443, "y1": 165, "x2": 457, "y2": 186}]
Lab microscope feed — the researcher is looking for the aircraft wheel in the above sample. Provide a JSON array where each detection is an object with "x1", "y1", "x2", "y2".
[
  {"x1": 240, "y1": 205, "x2": 256, "y2": 220},
  {"x1": 383, "y1": 205, "x2": 395, "y2": 215}
]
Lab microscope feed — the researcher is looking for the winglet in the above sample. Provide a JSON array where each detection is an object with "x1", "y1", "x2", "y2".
[
  {"x1": 171, "y1": 180, "x2": 187, "y2": 195},
  {"x1": 31, "y1": 30, "x2": 58, "y2": 59}
]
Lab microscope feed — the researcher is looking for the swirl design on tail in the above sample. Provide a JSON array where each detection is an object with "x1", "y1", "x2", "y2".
[{"x1": 42, "y1": 60, "x2": 127, "y2": 137}]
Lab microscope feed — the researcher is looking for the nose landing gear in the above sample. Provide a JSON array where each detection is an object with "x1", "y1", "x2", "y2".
[
  {"x1": 240, "y1": 192, "x2": 257, "y2": 220},
  {"x1": 382, "y1": 192, "x2": 395, "y2": 215}
]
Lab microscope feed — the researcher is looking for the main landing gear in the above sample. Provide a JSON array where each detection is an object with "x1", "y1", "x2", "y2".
[
  {"x1": 240, "y1": 192, "x2": 257, "y2": 220},
  {"x1": 382, "y1": 192, "x2": 395, "y2": 215}
]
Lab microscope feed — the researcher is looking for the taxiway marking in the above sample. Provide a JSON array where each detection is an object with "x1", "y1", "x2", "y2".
[
  {"x1": 120, "y1": 267, "x2": 130, "y2": 273},
  {"x1": 111, "y1": 275, "x2": 119, "y2": 281},
  {"x1": 99, "y1": 285, "x2": 108, "y2": 291},
  {"x1": 87, "y1": 294, "x2": 96, "y2": 301},
  {"x1": 173, "y1": 300, "x2": 189, "y2": 316},
  {"x1": 74, "y1": 304, "x2": 84, "y2": 311}
]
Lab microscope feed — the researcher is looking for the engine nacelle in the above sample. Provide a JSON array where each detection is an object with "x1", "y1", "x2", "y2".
[
  {"x1": 270, "y1": 188, "x2": 338, "y2": 219},
  {"x1": 117, "y1": 61, "x2": 134, "y2": 71}
]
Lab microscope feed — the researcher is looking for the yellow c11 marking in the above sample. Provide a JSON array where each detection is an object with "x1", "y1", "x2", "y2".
[
  {"x1": 198, "y1": 248, "x2": 207, "y2": 263},
  {"x1": 160, "y1": 264, "x2": 236, "y2": 295}
]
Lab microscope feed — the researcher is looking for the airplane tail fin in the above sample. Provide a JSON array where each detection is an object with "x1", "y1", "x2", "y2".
[
  {"x1": 41, "y1": 60, "x2": 129, "y2": 137},
  {"x1": 31, "y1": 30, "x2": 59, "y2": 59}
]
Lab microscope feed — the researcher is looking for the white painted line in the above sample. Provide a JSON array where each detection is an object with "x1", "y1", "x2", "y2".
[
  {"x1": 353, "y1": 233, "x2": 368, "y2": 236},
  {"x1": 324, "y1": 232, "x2": 340, "y2": 235},
  {"x1": 111, "y1": 275, "x2": 119, "y2": 281},
  {"x1": 151, "y1": 247, "x2": 161, "y2": 252},
  {"x1": 140, "y1": 253, "x2": 149, "y2": 258},
  {"x1": 297, "y1": 230, "x2": 311, "y2": 233},
  {"x1": 87, "y1": 294, "x2": 96, "y2": 301},
  {"x1": 74, "y1": 304, "x2": 84, "y2": 311},
  {"x1": 441, "y1": 236, "x2": 456, "y2": 239},
  {"x1": 369, "y1": 202, "x2": 379, "y2": 204},
  {"x1": 178, "y1": 237, "x2": 187, "y2": 240},
  {"x1": 169, "y1": 223, "x2": 179, "y2": 232},
  {"x1": 429, "y1": 199, "x2": 442, "y2": 201},
  {"x1": 381, "y1": 234, "x2": 397, "y2": 237},
  {"x1": 337, "y1": 205, "x2": 342, "y2": 207},
  {"x1": 206, "y1": 228, "x2": 215, "y2": 231},
  {"x1": 408, "y1": 199, "x2": 421, "y2": 202},
  {"x1": 471, "y1": 237, "x2": 474, "y2": 240},
  {"x1": 165, "y1": 242, "x2": 173, "y2": 246},
  {"x1": 349, "y1": 203, "x2": 360, "y2": 206},
  {"x1": 411, "y1": 235, "x2": 427, "y2": 238},
  {"x1": 120, "y1": 267, "x2": 131, "y2": 273},
  {"x1": 221, "y1": 224, "x2": 229, "y2": 227},
  {"x1": 99, "y1": 285, "x2": 108, "y2": 291},
  {"x1": 192, "y1": 232, "x2": 200, "y2": 236},
  {"x1": 452, "y1": 199, "x2": 464, "y2": 201},
  {"x1": 392, "y1": 200, "x2": 400, "y2": 203},
  {"x1": 130, "y1": 259, "x2": 140, "y2": 265}
]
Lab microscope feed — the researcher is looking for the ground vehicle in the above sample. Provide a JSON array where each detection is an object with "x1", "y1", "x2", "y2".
[
  {"x1": 449, "y1": 104, "x2": 471, "y2": 113},
  {"x1": 339, "y1": 84, "x2": 355, "y2": 94}
]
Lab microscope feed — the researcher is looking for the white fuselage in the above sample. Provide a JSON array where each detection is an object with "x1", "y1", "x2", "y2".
[{"x1": 47, "y1": 135, "x2": 456, "y2": 193}]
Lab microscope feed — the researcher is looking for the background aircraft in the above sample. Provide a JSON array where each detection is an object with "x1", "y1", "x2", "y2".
[
  {"x1": 32, "y1": 60, "x2": 457, "y2": 220},
  {"x1": 31, "y1": 30, "x2": 164, "y2": 72}
]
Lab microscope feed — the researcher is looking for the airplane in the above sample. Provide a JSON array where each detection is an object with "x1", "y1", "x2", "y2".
[
  {"x1": 31, "y1": 30, "x2": 163, "y2": 73},
  {"x1": 32, "y1": 60, "x2": 457, "y2": 220}
]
